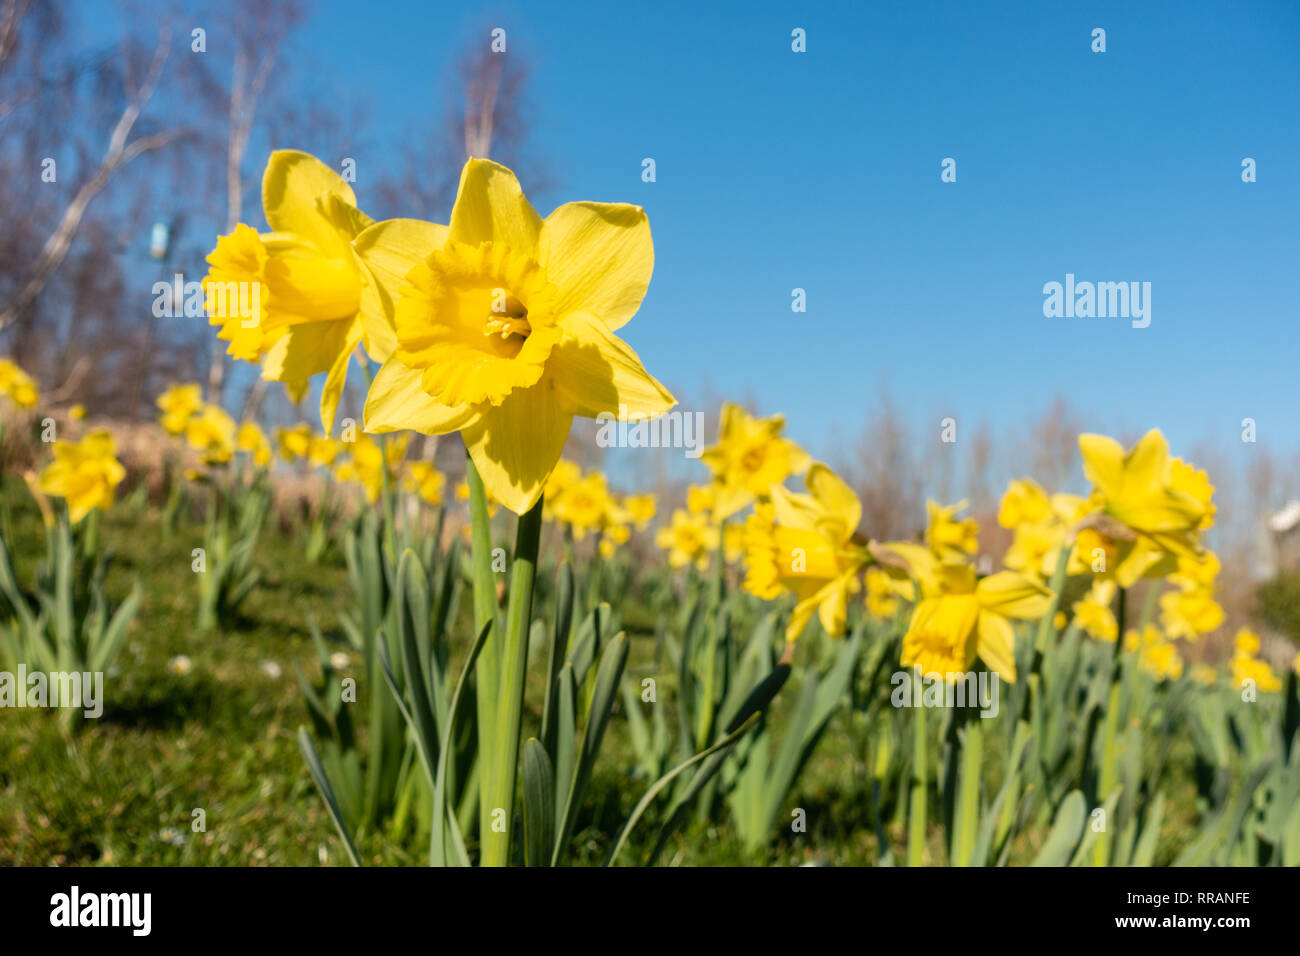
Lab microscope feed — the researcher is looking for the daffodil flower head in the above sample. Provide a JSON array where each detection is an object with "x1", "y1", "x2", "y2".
[
  {"x1": 899, "y1": 562, "x2": 1052, "y2": 683},
  {"x1": 656, "y1": 508, "x2": 718, "y2": 570},
  {"x1": 699, "y1": 403, "x2": 810, "y2": 520},
  {"x1": 360, "y1": 159, "x2": 674, "y2": 514},
  {"x1": 925, "y1": 499, "x2": 979, "y2": 560},
  {"x1": 0, "y1": 358, "x2": 40, "y2": 408},
  {"x1": 204, "y1": 151, "x2": 387, "y2": 434},
  {"x1": 156, "y1": 382, "x2": 203, "y2": 436},
  {"x1": 37, "y1": 428, "x2": 126, "y2": 523},
  {"x1": 1075, "y1": 430, "x2": 1211, "y2": 581},
  {"x1": 185, "y1": 403, "x2": 238, "y2": 465},
  {"x1": 742, "y1": 462, "x2": 868, "y2": 641}
]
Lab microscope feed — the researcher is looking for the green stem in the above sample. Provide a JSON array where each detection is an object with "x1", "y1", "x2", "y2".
[
  {"x1": 466, "y1": 456, "x2": 500, "y2": 846},
  {"x1": 907, "y1": 672, "x2": 928, "y2": 866},
  {"x1": 481, "y1": 493, "x2": 543, "y2": 867}
]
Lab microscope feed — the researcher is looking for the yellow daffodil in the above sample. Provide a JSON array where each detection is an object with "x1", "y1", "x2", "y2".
[
  {"x1": 37, "y1": 429, "x2": 126, "y2": 523},
  {"x1": 544, "y1": 458, "x2": 582, "y2": 501},
  {"x1": 186, "y1": 404, "x2": 238, "y2": 464},
  {"x1": 1229, "y1": 628, "x2": 1280, "y2": 693},
  {"x1": 551, "y1": 471, "x2": 618, "y2": 540},
  {"x1": 156, "y1": 383, "x2": 203, "y2": 436},
  {"x1": 743, "y1": 463, "x2": 869, "y2": 641},
  {"x1": 1072, "y1": 579, "x2": 1118, "y2": 642},
  {"x1": 925, "y1": 499, "x2": 979, "y2": 559},
  {"x1": 1123, "y1": 626, "x2": 1183, "y2": 682},
  {"x1": 404, "y1": 462, "x2": 444, "y2": 506},
  {"x1": 700, "y1": 403, "x2": 810, "y2": 520},
  {"x1": 358, "y1": 158, "x2": 674, "y2": 514},
  {"x1": 1158, "y1": 586, "x2": 1224, "y2": 641},
  {"x1": 276, "y1": 423, "x2": 312, "y2": 461},
  {"x1": 335, "y1": 432, "x2": 409, "y2": 503},
  {"x1": 0, "y1": 357, "x2": 39, "y2": 408},
  {"x1": 1074, "y1": 430, "x2": 1211, "y2": 586},
  {"x1": 656, "y1": 508, "x2": 719, "y2": 571},
  {"x1": 68, "y1": 404, "x2": 86, "y2": 421},
  {"x1": 1002, "y1": 491, "x2": 1090, "y2": 580},
  {"x1": 308, "y1": 435, "x2": 342, "y2": 467},
  {"x1": 624, "y1": 493, "x2": 657, "y2": 530},
  {"x1": 236, "y1": 421, "x2": 272, "y2": 467},
  {"x1": 997, "y1": 478, "x2": 1050, "y2": 529},
  {"x1": 205, "y1": 151, "x2": 390, "y2": 434},
  {"x1": 864, "y1": 567, "x2": 901, "y2": 619},
  {"x1": 899, "y1": 563, "x2": 1052, "y2": 682}
]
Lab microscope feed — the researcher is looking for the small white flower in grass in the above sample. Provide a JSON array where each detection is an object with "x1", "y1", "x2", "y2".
[
  {"x1": 329, "y1": 652, "x2": 350, "y2": 671},
  {"x1": 260, "y1": 660, "x2": 283, "y2": 680},
  {"x1": 167, "y1": 655, "x2": 193, "y2": 676}
]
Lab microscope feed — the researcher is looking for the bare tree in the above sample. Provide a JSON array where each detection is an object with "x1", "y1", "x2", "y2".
[{"x1": 0, "y1": 21, "x2": 181, "y2": 334}]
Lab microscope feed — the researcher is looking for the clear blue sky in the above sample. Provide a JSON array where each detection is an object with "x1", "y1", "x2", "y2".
[{"x1": 84, "y1": 0, "x2": 1300, "y2": 463}]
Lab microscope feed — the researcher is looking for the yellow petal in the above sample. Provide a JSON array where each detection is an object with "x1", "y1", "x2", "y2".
[
  {"x1": 1078, "y1": 433, "x2": 1125, "y2": 499},
  {"x1": 261, "y1": 317, "x2": 354, "y2": 386},
  {"x1": 363, "y1": 359, "x2": 480, "y2": 435},
  {"x1": 805, "y1": 462, "x2": 861, "y2": 538},
  {"x1": 541, "y1": 201, "x2": 653, "y2": 331},
  {"x1": 262, "y1": 150, "x2": 366, "y2": 255},
  {"x1": 976, "y1": 611, "x2": 1018, "y2": 682},
  {"x1": 319, "y1": 321, "x2": 363, "y2": 436},
  {"x1": 462, "y1": 377, "x2": 573, "y2": 515},
  {"x1": 353, "y1": 218, "x2": 449, "y2": 363},
  {"x1": 549, "y1": 311, "x2": 675, "y2": 419},
  {"x1": 976, "y1": 570, "x2": 1053, "y2": 619},
  {"x1": 448, "y1": 158, "x2": 542, "y2": 260}
]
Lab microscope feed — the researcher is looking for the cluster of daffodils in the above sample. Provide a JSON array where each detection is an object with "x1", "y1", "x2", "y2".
[
  {"x1": 655, "y1": 480, "x2": 746, "y2": 570},
  {"x1": 544, "y1": 458, "x2": 655, "y2": 556},
  {"x1": 203, "y1": 150, "x2": 672, "y2": 515},
  {"x1": 156, "y1": 383, "x2": 269, "y2": 469},
  {"x1": 996, "y1": 429, "x2": 1236, "y2": 686},
  {"x1": 1230, "y1": 628, "x2": 1283, "y2": 693}
]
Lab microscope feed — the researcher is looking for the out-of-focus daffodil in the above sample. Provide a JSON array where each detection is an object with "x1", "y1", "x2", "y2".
[
  {"x1": 236, "y1": 421, "x2": 273, "y2": 467},
  {"x1": 898, "y1": 563, "x2": 1052, "y2": 682},
  {"x1": 1074, "y1": 430, "x2": 1211, "y2": 586},
  {"x1": 186, "y1": 404, "x2": 238, "y2": 464},
  {"x1": 68, "y1": 404, "x2": 86, "y2": 421},
  {"x1": 700, "y1": 403, "x2": 810, "y2": 520},
  {"x1": 624, "y1": 493, "x2": 657, "y2": 530},
  {"x1": 925, "y1": 499, "x2": 979, "y2": 560},
  {"x1": 1124, "y1": 625, "x2": 1183, "y2": 682},
  {"x1": 276, "y1": 424, "x2": 312, "y2": 461},
  {"x1": 335, "y1": 432, "x2": 409, "y2": 503},
  {"x1": 657, "y1": 508, "x2": 718, "y2": 571},
  {"x1": 37, "y1": 428, "x2": 126, "y2": 523},
  {"x1": 0, "y1": 357, "x2": 39, "y2": 408},
  {"x1": 404, "y1": 461, "x2": 444, "y2": 506},
  {"x1": 359, "y1": 158, "x2": 674, "y2": 514},
  {"x1": 997, "y1": 478, "x2": 1050, "y2": 529},
  {"x1": 1072, "y1": 580, "x2": 1118, "y2": 642},
  {"x1": 1229, "y1": 628, "x2": 1281, "y2": 693},
  {"x1": 743, "y1": 463, "x2": 868, "y2": 641},
  {"x1": 156, "y1": 383, "x2": 203, "y2": 436},
  {"x1": 864, "y1": 567, "x2": 901, "y2": 619}
]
